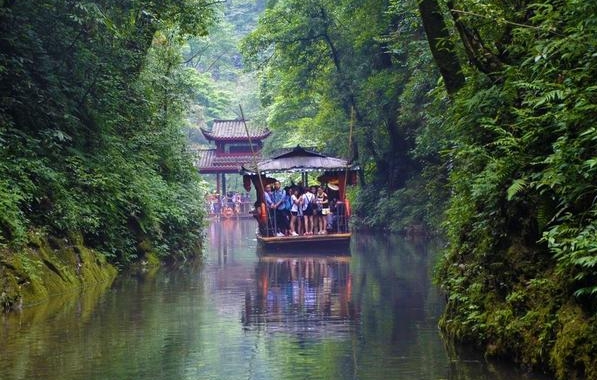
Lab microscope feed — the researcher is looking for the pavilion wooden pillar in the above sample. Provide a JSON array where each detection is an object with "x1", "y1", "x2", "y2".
[{"x1": 222, "y1": 173, "x2": 227, "y2": 197}]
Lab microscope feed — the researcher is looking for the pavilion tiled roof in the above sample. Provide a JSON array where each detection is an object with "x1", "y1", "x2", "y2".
[
  {"x1": 200, "y1": 119, "x2": 271, "y2": 141},
  {"x1": 195, "y1": 148, "x2": 263, "y2": 173}
]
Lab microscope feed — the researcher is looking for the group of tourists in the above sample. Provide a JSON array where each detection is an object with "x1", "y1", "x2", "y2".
[
  {"x1": 262, "y1": 181, "x2": 340, "y2": 237},
  {"x1": 206, "y1": 191, "x2": 252, "y2": 217}
]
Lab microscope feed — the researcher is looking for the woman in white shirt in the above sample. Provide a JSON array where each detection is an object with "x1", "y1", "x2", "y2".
[{"x1": 290, "y1": 187, "x2": 302, "y2": 236}]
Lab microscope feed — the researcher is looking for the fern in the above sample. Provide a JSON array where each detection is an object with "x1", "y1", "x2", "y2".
[
  {"x1": 507, "y1": 178, "x2": 528, "y2": 200},
  {"x1": 536, "y1": 196, "x2": 556, "y2": 233},
  {"x1": 532, "y1": 89, "x2": 566, "y2": 108}
]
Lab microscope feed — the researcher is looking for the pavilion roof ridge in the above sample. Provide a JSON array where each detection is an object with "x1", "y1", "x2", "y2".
[{"x1": 201, "y1": 119, "x2": 271, "y2": 141}]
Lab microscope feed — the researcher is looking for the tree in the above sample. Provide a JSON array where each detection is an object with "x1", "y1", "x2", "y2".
[
  {"x1": 417, "y1": 0, "x2": 464, "y2": 95},
  {"x1": 242, "y1": 0, "x2": 438, "y2": 195},
  {"x1": 0, "y1": 0, "x2": 216, "y2": 263},
  {"x1": 424, "y1": 1, "x2": 597, "y2": 376}
]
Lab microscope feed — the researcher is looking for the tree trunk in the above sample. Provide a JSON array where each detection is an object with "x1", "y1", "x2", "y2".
[{"x1": 418, "y1": 0, "x2": 465, "y2": 95}]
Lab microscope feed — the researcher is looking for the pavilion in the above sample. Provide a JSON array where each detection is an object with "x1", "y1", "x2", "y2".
[{"x1": 195, "y1": 118, "x2": 270, "y2": 196}]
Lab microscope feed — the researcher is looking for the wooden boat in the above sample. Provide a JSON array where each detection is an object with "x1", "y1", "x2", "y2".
[
  {"x1": 256, "y1": 232, "x2": 352, "y2": 251},
  {"x1": 256, "y1": 250, "x2": 351, "y2": 259},
  {"x1": 240, "y1": 146, "x2": 359, "y2": 251}
]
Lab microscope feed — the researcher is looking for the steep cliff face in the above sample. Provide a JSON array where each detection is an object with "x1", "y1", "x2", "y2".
[
  {"x1": 1, "y1": 233, "x2": 117, "y2": 311},
  {"x1": 438, "y1": 237, "x2": 597, "y2": 379}
]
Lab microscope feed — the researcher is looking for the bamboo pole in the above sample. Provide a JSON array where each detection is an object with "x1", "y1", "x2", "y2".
[{"x1": 239, "y1": 105, "x2": 272, "y2": 235}]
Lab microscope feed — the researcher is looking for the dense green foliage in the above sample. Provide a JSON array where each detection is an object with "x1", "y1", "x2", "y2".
[
  {"x1": 243, "y1": 0, "x2": 597, "y2": 377},
  {"x1": 0, "y1": 0, "x2": 215, "y2": 264},
  {"x1": 434, "y1": 1, "x2": 597, "y2": 377},
  {"x1": 241, "y1": 0, "x2": 441, "y2": 229},
  {"x1": 184, "y1": 0, "x2": 266, "y2": 141},
  {"x1": 181, "y1": 0, "x2": 266, "y2": 195}
]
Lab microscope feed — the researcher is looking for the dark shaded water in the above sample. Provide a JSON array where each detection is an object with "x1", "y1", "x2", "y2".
[{"x1": 0, "y1": 220, "x2": 549, "y2": 379}]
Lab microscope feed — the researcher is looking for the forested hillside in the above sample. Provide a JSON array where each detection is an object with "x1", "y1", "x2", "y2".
[
  {"x1": 242, "y1": 0, "x2": 597, "y2": 378},
  {"x1": 0, "y1": 1, "x2": 215, "y2": 266},
  {"x1": 183, "y1": 0, "x2": 266, "y2": 142}
]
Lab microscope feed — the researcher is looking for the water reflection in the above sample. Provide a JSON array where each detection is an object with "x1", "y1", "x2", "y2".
[
  {"x1": 207, "y1": 218, "x2": 245, "y2": 265},
  {"x1": 0, "y1": 220, "x2": 552, "y2": 380},
  {"x1": 243, "y1": 255, "x2": 357, "y2": 337}
]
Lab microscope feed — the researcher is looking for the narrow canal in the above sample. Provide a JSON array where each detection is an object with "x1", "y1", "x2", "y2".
[{"x1": 0, "y1": 219, "x2": 548, "y2": 380}]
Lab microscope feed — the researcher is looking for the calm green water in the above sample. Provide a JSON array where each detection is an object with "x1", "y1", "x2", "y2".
[{"x1": 0, "y1": 220, "x2": 548, "y2": 380}]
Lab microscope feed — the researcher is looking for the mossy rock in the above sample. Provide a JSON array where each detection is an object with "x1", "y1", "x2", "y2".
[
  {"x1": 0, "y1": 233, "x2": 117, "y2": 311},
  {"x1": 550, "y1": 302, "x2": 597, "y2": 379},
  {"x1": 438, "y1": 235, "x2": 597, "y2": 379}
]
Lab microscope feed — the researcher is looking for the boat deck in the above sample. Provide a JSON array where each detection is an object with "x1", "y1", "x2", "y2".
[{"x1": 257, "y1": 232, "x2": 351, "y2": 252}]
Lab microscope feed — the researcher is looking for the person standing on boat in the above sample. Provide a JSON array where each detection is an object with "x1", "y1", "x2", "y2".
[
  {"x1": 263, "y1": 184, "x2": 276, "y2": 236},
  {"x1": 315, "y1": 186, "x2": 329, "y2": 234},
  {"x1": 282, "y1": 186, "x2": 293, "y2": 235},
  {"x1": 289, "y1": 187, "x2": 302, "y2": 236},
  {"x1": 326, "y1": 198, "x2": 338, "y2": 233},
  {"x1": 272, "y1": 181, "x2": 288, "y2": 236},
  {"x1": 301, "y1": 186, "x2": 316, "y2": 235}
]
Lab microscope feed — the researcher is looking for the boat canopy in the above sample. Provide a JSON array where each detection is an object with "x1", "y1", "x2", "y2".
[
  {"x1": 241, "y1": 145, "x2": 356, "y2": 247},
  {"x1": 240, "y1": 146, "x2": 359, "y2": 175}
]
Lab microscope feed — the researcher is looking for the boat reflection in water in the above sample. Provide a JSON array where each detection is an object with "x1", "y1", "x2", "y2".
[{"x1": 242, "y1": 252, "x2": 358, "y2": 338}]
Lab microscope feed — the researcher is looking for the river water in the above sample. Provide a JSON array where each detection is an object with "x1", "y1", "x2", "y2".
[{"x1": 0, "y1": 219, "x2": 548, "y2": 380}]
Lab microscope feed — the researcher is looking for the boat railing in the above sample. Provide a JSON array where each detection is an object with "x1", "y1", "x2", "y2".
[
  {"x1": 260, "y1": 200, "x2": 350, "y2": 237},
  {"x1": 333, "y1": 201, "x2": 350, "y2": 234}
]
